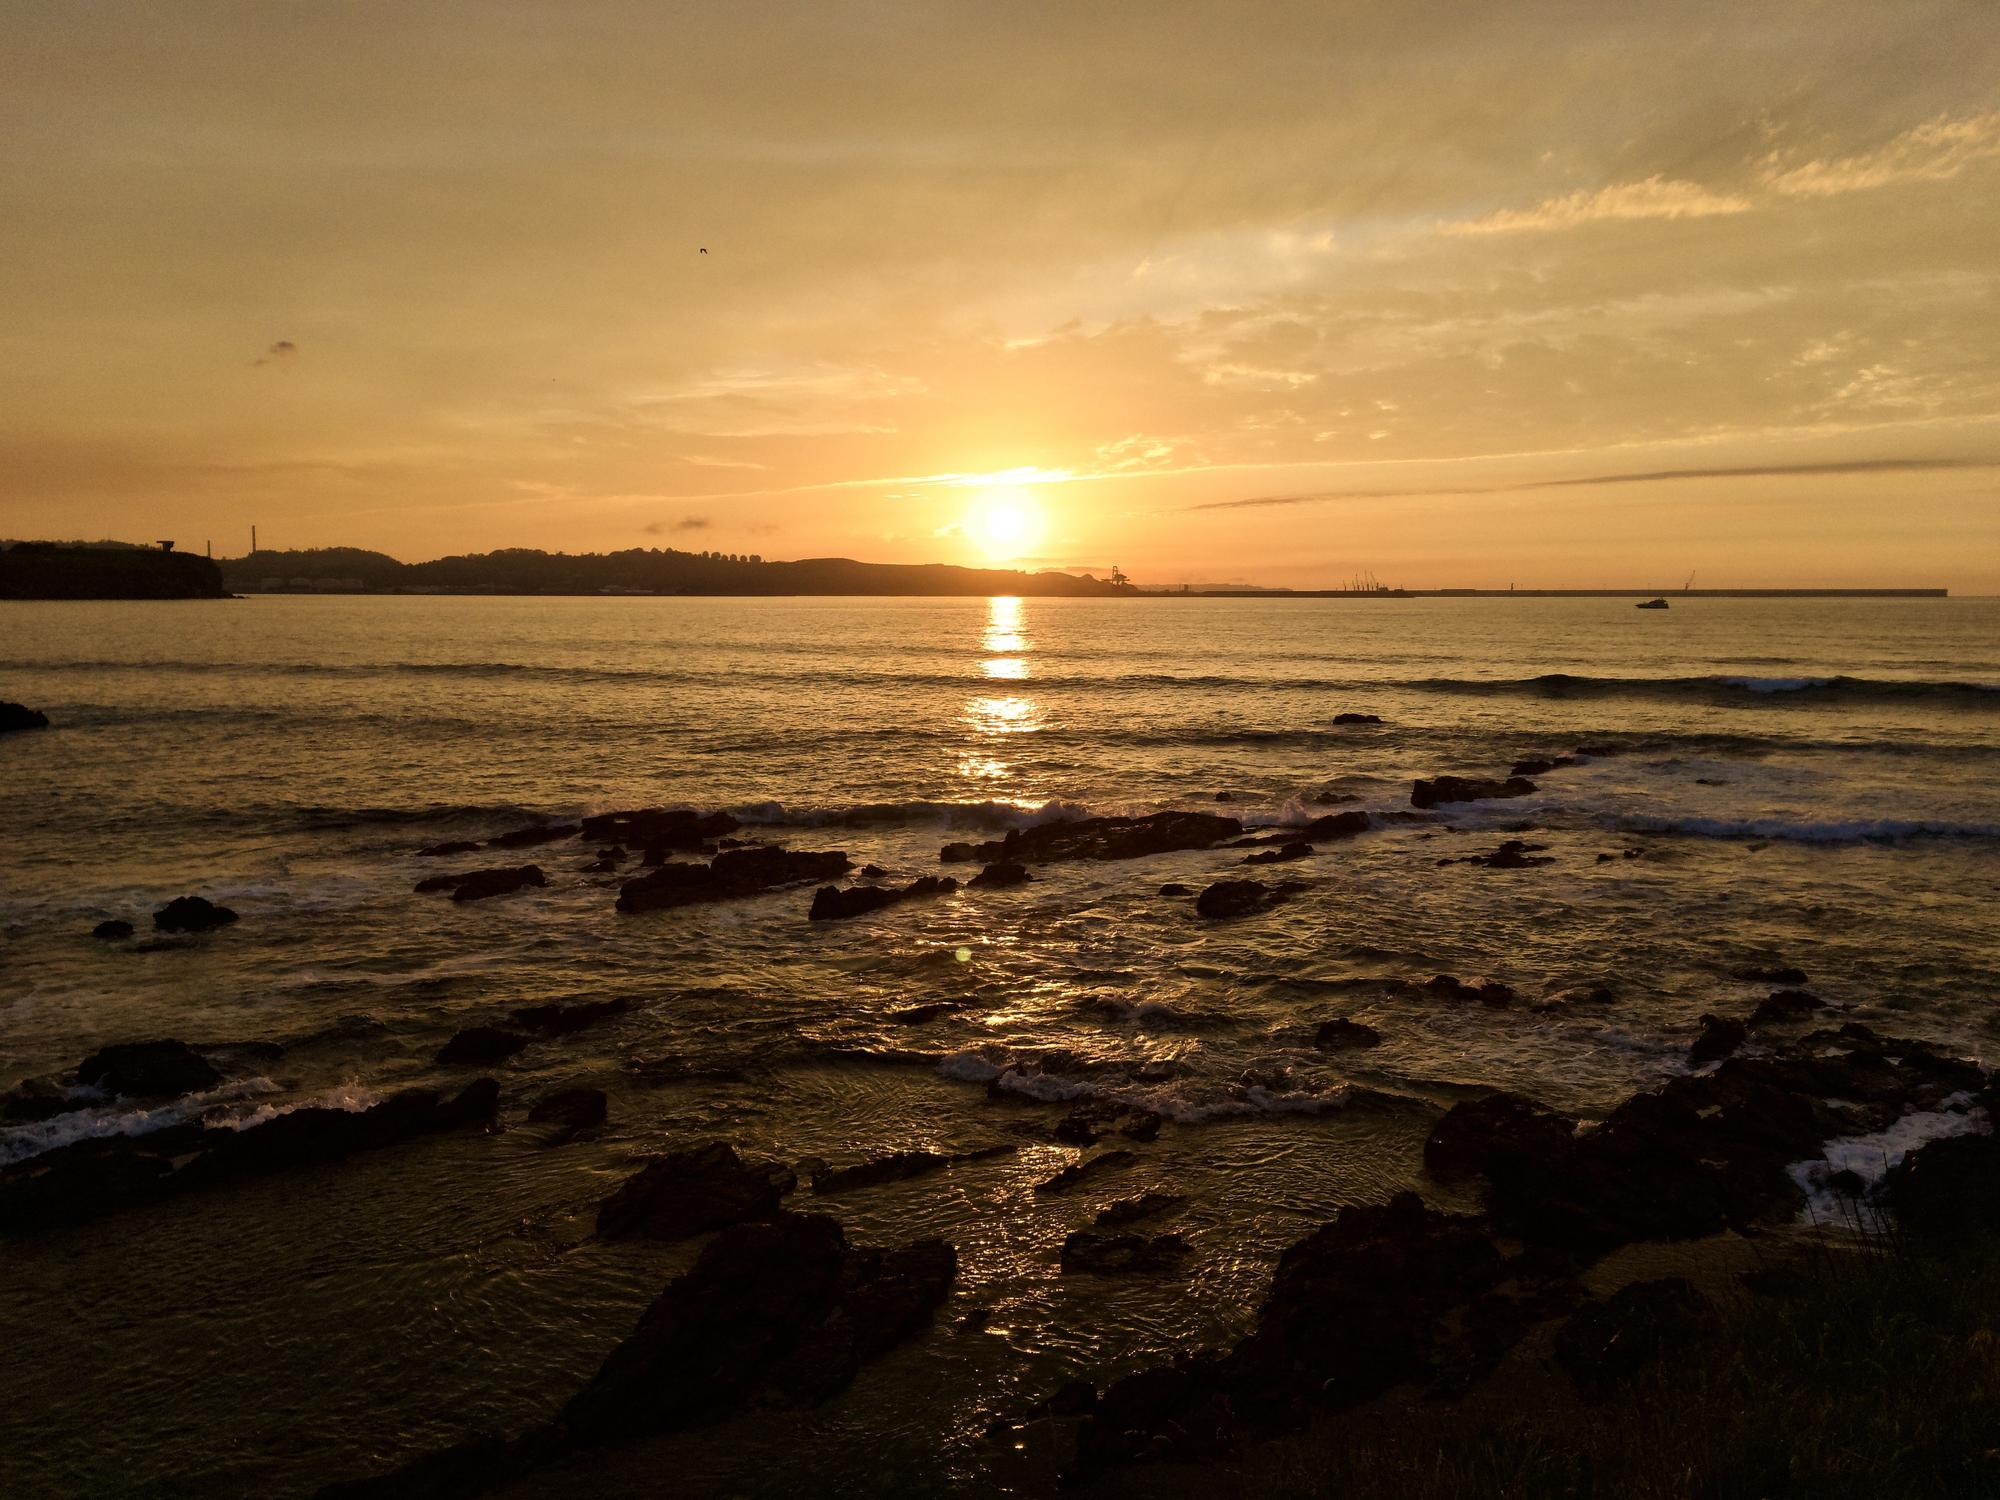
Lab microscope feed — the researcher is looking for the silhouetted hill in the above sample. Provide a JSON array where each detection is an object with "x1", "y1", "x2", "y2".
[
  {"x1": 217, "y1": 546, "x2": 1127, "y2": 597},
  {"x1": 0, "y1": 543, "x2": 228, "y2": 600}
]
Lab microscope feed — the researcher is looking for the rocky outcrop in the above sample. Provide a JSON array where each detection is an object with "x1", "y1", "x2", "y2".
[
  {"x1": 1424, "y1": 1092, "x2": 1576, "y2": 1181},
  {"x1": 1195, "y1": 878, "x2": 1305, "y2": 919},
  {"x1": 1034, "y1": 1150, "x2": 1137, "y2": 1194},
  {"x1": 415, "y1": 839, "x2": 481, "y2": 858},
  {"x1": 486, "y1": 822, "x2": 580, "y2": 850},
  {"x1": 941, "y1": 811, "x2": 1242, "y2": 867},
  {"x1": 0, "y1": 1079, "x2": 497, "y2": 1237},
  {"x1": 90, "y1": 919, "x2": 135, "y2": 940},
  {"x1": 1410, "y1": 775, "x2": 1537, "y2": 810},
  {"x1": 1424, "y1": 974, "x2": 1517, "y2": 1008},
  {"x1": 559, "y1": 1212, "x2": 955, "y2": 1443},
  {"x1": 1060, "y1": 1229, "x2": 1190, "y2": 1274},
  {"x1": 0, "y1": 702, "x2": 50, "y2": 733},
  {"x1": 1331, "y1": 712, "x2": 1382, "y2": 725},
  {"x1": 1885, "y1": 1133, "x2": 2000, "y2": 1238},
  {"x1": 1749, "y1": 989, "x2": 1823, "y2": 1027},
  {"x1": 153, "y1": 895, "x2": 239, "y2": 932},
  {"x1": 580, "y1": 807, "x2": 739, "y2": 854},
  {"x1": 596, "y1": 1141, "x2": 796, "y2": 1240},
  {"x1": 1689, "y1": 1013, "x2": 1748, "y2": 1065},
  {"x1": 969, "y1": 860, "x2": 1033, "y2": 888},
  {"x1": 318, "y1": 1214, "x2": 956, "y2": 1498},
  {"x1": 413, "y1": 865, "x2": 547, "y2": 902},
  {"x1": 75, "y1": 1039, "x2": 223, "y2": 1098},
  {"x1": 808, "y1": 875, "x2": 957, "y2": 921},
  {"x1": 435, "y1": 1026, "x2": 530, "y2": 1066},
  {"x1": 1509, "y1": 755, "x2": 1575, "y2": 777},
  {"x1": 1095, "y1": 1191, "x2": 1186, "y2": 1228},
  {"x1": 1313, "y1": 1018, "x2": 1381, "y2": 1050},
  {"x1": 1441, "y1": 839, "x2": 1554, "y2": 869},
  {"x1": 1244, "y1": 841, "x2": 1313, "y2": 865},
  {"x1": 616, "y1": 846, "x2": 850, "y2": 913}
]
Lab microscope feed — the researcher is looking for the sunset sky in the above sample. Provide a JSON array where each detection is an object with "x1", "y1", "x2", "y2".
[{"x1": 5, "y1": 1, "x2": 1998, "y2": 588}]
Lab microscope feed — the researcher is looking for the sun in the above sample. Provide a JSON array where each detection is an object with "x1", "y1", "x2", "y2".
[{"x1": 968, "y1": 489, "x2": 1044, "y2": 562}]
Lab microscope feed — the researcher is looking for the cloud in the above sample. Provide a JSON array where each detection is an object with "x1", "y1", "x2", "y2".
[
  {"x1": 1188, "y1": 457, "x2": 1995, "y2": 512},
  {"x1": 1763, "y1": 110, "x2": 2000, "y2": 199},
  {"x1": 250, "y1": 339, "x2": 296, "y2": 367},
  {"x1": 1446, "y1": 176, "x2": 1753, "y2": 236},
  {"x1": 643, "y1": 515, "x2": 712, "y2": 535}
]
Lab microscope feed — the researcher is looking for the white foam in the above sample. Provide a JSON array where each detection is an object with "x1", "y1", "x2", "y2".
[
  {"x1": 0, "y1": 1077, "x2": 375, "y2": 1166},
  {"x1": 1788, "y1": 1095, "x2": 1989, "y2": 1223}
]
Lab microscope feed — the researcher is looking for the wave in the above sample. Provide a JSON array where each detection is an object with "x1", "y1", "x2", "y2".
[
  {"x1": 1410, "y1": 673, "x2": 2000, "y2": 707},
  {"x1": 729, "y1": 796, "x2": 1091, "y2": 831},
  {"x1": 1615, "y1": 814, "x2": 2000, "y2": 844}
]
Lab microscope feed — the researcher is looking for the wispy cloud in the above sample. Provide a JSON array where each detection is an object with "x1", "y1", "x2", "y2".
[
  {"x1": 1188, "y1": 457, "x2": 1994, "y2": 512},
  {"x1": 250, "y1": 339, "x2": 297, "y2": 368},
  {"x1": 1763, "y1": 110, "x2": 2000, "y2": 198},
  {"x1": 643, "y1": 515, "x2": 712, "y2": 535},
  {"x1": 1445, "y1": 176, "x2": 1752, "y2": 236}
]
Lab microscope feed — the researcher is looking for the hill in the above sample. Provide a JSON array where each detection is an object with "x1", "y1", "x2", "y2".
[
  {"x1": 0, "y1": 543, "x2": 228, "y2": 600},
  {"x1": 218, "y1": 546, "x2": 1127, "y2": 597}
]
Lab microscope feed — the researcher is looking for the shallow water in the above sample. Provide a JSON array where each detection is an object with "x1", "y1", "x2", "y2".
[{"x1": 1, "y1": 594, "x2": 1996, "y2": 1496}]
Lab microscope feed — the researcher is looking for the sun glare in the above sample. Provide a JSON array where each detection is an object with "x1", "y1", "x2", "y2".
[{"x1": 969, "y1": 489, "x2": 1044, "y2": 562}]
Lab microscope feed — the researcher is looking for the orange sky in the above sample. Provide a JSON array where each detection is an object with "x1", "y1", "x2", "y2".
[{"x1": 4, "y1": 2, "x2": 1998, "y2": 589}]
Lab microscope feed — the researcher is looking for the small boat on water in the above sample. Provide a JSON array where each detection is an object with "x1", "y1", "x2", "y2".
[{"x1": 1636, "y1": 597, "x2": 1669, "y2": 609}]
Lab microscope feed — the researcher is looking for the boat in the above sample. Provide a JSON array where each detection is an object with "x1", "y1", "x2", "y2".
[{"x1": 1636, "y1": 597, "x2": 1669, "y2": 609}]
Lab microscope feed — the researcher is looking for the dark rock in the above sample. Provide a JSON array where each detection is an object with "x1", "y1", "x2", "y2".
[
  {"x1": 1424, "y1": 1092, "x2": 1576, "y2": 1180},
  {"x1": 558, "y1": 1212, "x2": 955, "y2": 1443},
  {"x1": 1034, "y1": 1150, "x2": 1138, "y2": 1194},
  {"x1": 1734, "y1": 963, "x2": 1808, "y2": 985},
  {"x1": 1553, "y1": 1278, "x2": 1713, "y2": 1397},
  {"x1": 435, "y1": 1026, "x2": 531, "y2": 1066},
  {"x1": 859, "y1": 863, "x2": 888, "y2": 878},
  {"x1": 509, "y1": 997, "x2": 631, "y2": 1035},
  {"x1": 415, "y1": 839, "x2": 481, "y2": 858},
  {"x1": 1410, "y1": 775, "x2": 1537, "y2": 810},
  {"x1": 487, "y1": 821, "x2": 581, "y2": 849},
  {"x1": 1332, "y1": 712, "x2": 1382, "y2": 725},
  {"x1": 1313, "y1": 1018, "x2": 1381, "y2": 1050},
  {"x1": 1195, "y1": 878, "x2": 1304, "y2": 919},
  {"x1": 887, "y1": 1001, "x2": 964, "y2": 1025},
  {"x1": 939, "y1": 841, "x2": 978, "y2": 863},
  {"x1": 1214, "y1": 790, "x2": 1234, "y2": 801},
  {"x1": 75, "y1": 1039, "x2": 223, "y2": 1098},
  {"x1": 526, "y1": 1087, "x2": 607, "y2": 1132},
  {"x1": 413, "y1": 865, "x2": 547, "y2": 902},
  {"x1": 1298, "y1": 810, "x2": 1371, "y2": 840},
  {"x1": 579, "y1": 807, "x2": 737, "y2": 850},
  {"x1": 808, "y1": 1145, "x2": 1009, "y2": 1193},
  {"x1": 1885, "y1": 1133, "x2": 2000, "y2": 1237},
  {"x1": 1509, "y1": 756, "x2": 1574, "y2": 777},
  {"x1": 1749, "y1": 989, "x2": 1823, "y2": 1027},
  {"x1": 1095, "y1": 1191, "x2": 1186, "y2": 1228},
  {"x1": 1424, "y1": 974, "x2": 1517, "y2": 1008},
  {"x1": 808, "y1": 875, "x2": 958, "y2": 921},
  {"x1": 969, "y1": 860, "x2": 1033, "y2": 888},
  {"x1": 152, "y1": 895, "x2": 240, "y2": 932},
  {"x1": 1060, "y1": 1229, "x2": 1191, "y2": 1274},
  {"x1": 0, "y1": 701, "x2": 51, "y2": 733},
  {"x1": 1046, "y1": 1379, "x2": 1099, "y2": 1416},
  {"x1": 1157, "y1": 882, "x2": 1192, "y2": 897},
  {"x1": 1244, "y1": 841, "x2": 1313, "y2": 865},
  {"x1": 617, "y1": 846, "x2": 850, "y2": 913},
  {"x1": 943, "y1": 810, "x2": 1241, "y2": 867},
  {"x1": 90, "y1": 919, "x2": 134, "y2": 940},
  {"x1": 0, "y1": 1079, "x2": 497, "y2": 1237},
  {"x1": 1689, "y1": 1013, "x2": 1748, "y2": 1066},
  {"x1": 1444, "y1": 839, "x2": 1555, "y2": 870},
  {"x1": 1, "y1": 1080, "x2": 81, "y2": 1124},
  {"x1": 596, "y1": 1141, "x2": 796, "y2": 1240}
]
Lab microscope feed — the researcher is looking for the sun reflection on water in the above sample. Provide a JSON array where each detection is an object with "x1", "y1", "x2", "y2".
[{"x1": 960, "y1": 597, "x2": 1043, "y2": 786}]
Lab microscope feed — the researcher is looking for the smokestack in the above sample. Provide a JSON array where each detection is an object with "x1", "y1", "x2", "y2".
[{"x1": 252, "y1": 524, "x2": 258, "y2": 555}]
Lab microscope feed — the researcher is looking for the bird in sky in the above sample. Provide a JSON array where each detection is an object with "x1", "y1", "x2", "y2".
[{"x1": 699, "y1": 247, "x2": 708, "y2": 255}]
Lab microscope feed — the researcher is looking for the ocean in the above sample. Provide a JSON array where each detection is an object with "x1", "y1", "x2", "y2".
[{"x1": 2, "y1": 593, "x2": 1997, "y2": 1496}]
